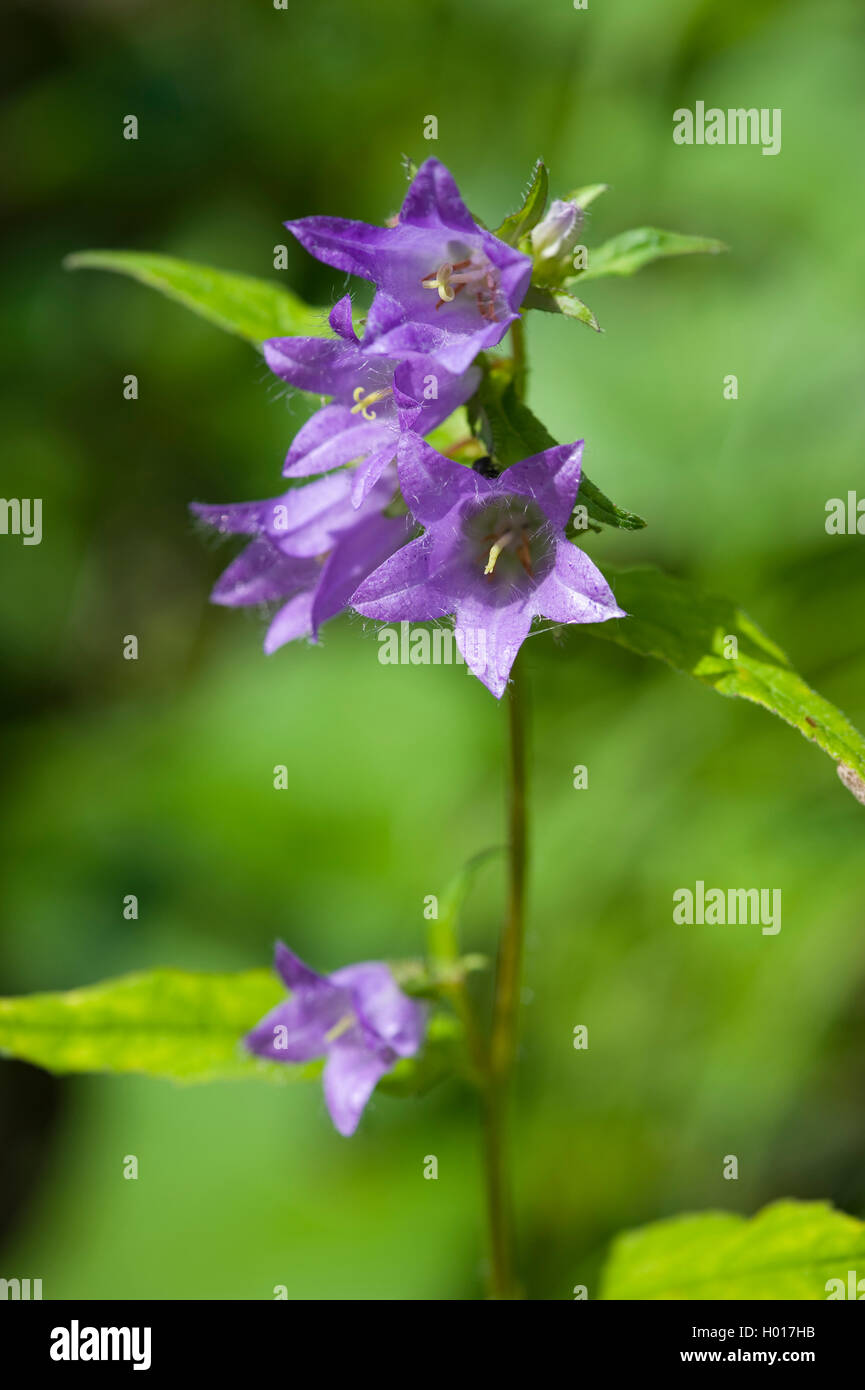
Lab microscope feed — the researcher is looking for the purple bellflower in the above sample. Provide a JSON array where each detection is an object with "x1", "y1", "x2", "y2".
[
  {"x1": 246, "y1": 942, "x2": 426, "y2": 1136},
  {"x1": 352, "y1": 434, "x2": 626, "y2": 698},
  {"x1": 264, "y1": 295, "x2": 479, "y2": 506},
  {"x1": 286, "y1": 159, "x2": 532, "y2": 375},
  {"x1": 191, "y1": 466, "x2": 410, "y2": 652}
]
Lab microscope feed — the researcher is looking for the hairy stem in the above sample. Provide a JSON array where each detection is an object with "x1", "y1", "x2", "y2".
[{"x1": 483, "y1": 655, "x2": 528, "y2": 1298}]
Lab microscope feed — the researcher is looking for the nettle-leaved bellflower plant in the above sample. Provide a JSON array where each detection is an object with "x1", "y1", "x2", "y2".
[{"x1": 44, "y1": 155, "x2": 865, "y2": 1301}]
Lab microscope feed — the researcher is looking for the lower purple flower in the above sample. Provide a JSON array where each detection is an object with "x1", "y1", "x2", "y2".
[
  {"x1": 351, "y1": 434, "x2": 627, "y2": 698},
  {"x1": 247, "y1": 943, "x2": 426, "y2": 1136},
  {"x1": 191, "y1": 467, "x2": 410, "y2": 651}
]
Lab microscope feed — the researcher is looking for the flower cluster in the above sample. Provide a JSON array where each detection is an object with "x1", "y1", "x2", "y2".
[{"x1": 193, "y1": 159, "x2": 624, "y2": 698}]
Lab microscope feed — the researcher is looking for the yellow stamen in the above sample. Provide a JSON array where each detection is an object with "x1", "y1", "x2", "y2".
[
  {"x1": 350, "y1": 385, "x2": 391, "y2": 421},
  {"x1": 420, "y1": 262, "x2": 455, "y2": 302}
]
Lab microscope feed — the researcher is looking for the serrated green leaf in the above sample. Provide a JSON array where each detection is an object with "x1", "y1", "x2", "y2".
[
  {"x1": 572, "y1": 226, "x2": 727, "y2": 283},
  {"x1": 524, "y1": 284, "x2": 601, "y2": 332},
  {"x1": 64, "y1": 250, "x2": 325, "y2": 345},
  {"x1": 494, "y1": 159, "x2": 549, "y2": 246},
  {"x1": 470, "y1": 370, "x2": 645, "y2": 531},
  {"x1": 583, "y1": 566, "x2": 865, "y2": 784},
  {"x1": 601, "y1": 1200, "x2": 865, "y2": 1300},
  {"x1": 0, "y1": 968, "x2": 320, "y2": 1084}
]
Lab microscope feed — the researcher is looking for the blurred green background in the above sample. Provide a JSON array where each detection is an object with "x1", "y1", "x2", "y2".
[{"x1": 1, "y1": 0, "x2": 864, "y2": 1300}]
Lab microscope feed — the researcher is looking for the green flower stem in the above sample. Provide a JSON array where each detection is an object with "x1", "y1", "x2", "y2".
[
  {"x1": 510, "y1": 316, "x2": 527, "y2": 399},
  {"x1": 483, "y1": 654, "x2": 529, "y2": 1298}
]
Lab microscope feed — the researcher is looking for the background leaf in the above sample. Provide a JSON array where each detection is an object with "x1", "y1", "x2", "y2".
[
  {"x1": 572, "y1": 226, "x2": 727, "y2": 283},
  {"x1": 600, "y1": 1199, "x2": 865, "y2": 1299},
  {"x1": 0, "y1": 969, "x2": 320, "y2": 1084},
  {"x1": 65, "y1": 250, "x2": 325, "y2": 345},
  {"x1": 583, "y1": 566, "x2": 865, "y2": 782}
]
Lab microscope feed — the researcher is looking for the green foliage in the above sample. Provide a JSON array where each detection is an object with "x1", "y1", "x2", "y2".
[
  {"x1": 583, "y1": 567, "x2": 865, "y2": 782},
  {"x1": 601, "y1": 1200, "x2": 865, "y2": 1300},
  {"x1": 573, "y1": 226, "x2": 727, "y2": 283},
  {"x1": 494, "y1": 159, "x2": 549, "y2": 247},
  {"x1": 469, "y1": 366, "x2": 646, "y2": 531},
  {"x1": 64, "y1": 250, "x2": 325, "y2": 345},
  {"x1": 565, "y1": 183, "x2": 609, "y2": 210},
  {"x1": 524, "y1": 284, "x2": 601, "y2": 332},
  {"x1": 0, "y1": 968, "x2": 319, "y2": 1084},
  {"x1": 426, "y1": 847, "x2": 501, "y2": 969},
  {"x1": 0, "y1": 966, "x2": 467, "y2": 1097}
]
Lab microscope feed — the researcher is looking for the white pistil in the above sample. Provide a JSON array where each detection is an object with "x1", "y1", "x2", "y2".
[
  {"x1": 484, "y1": 532, "x2": 513, "y2": 575},
  {"x1": 324, "y1": 1014, "x2": 355, "y2": 1043}
]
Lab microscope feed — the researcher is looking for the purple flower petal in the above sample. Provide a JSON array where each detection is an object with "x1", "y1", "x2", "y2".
[
  {"x1": 210, "y1": 538, "x2": 318, "y2": 608},
  {"x1": 328, "y1": 294, "x2": 358, "y2": 343},
  {"x1": 245, "y1": 996, "x2": 335, "y2": 1063},
  {"x1": 263, "y1": 335, "x2": 365, "y2": 396},
  {"x1": 311, "y1": 509, "x2": 410, "y2": 637},
  {"x1": 454, "y1": 592, "x2": 534, "y2": 698},
  {"x1": 396, "y1": 433, "x2": 482, "y2": 525},
  {"x1": 283, "y1": 408, "x2": 394, "y2": 481},
  {"x1": 498, "y1": 442, "x2": 584, "y2": 529},
  {"x1": 273, "y1": 942, "x2": 329, "y2": 993},
  {"x1": 191, "y1": 498, "x2": 280, "y2": 536},
  {"x1": 263, "y1": 592, "x2": 315, "y2": 652},
  {"x1": 533, "y1": 540, "x2": 627, "y2": 625},
  {"x1": 333, "y1": 962, "x2": 426, "y2": 1058},
  {"x1": 351, "y1": 536, "x2": 454, "y2": 621},
  {"x1": 322, "y1": 1040, "x2": 392, "y2": 1137}
]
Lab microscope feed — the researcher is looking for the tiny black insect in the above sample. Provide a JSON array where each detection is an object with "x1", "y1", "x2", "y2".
[{"x1": 472, "y1": 455, "x2": 499, "y2": 479}]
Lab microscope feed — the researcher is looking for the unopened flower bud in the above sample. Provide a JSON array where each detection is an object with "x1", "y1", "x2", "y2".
[{"x1": 530, "y1": 199, "x2": 583, "y2": 262}]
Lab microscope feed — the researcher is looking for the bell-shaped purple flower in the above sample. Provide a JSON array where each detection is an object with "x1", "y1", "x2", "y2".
[
  {"x1": 351, "y1": 435, "x2": 626, "y2": 698},
  {"x1": 191, "y1": 466, "x2": 410, "y2": 652},
  {"x1": 247, "y1": 943, "x2": 426, "y2": 1136},
  {"x1": 286, "y1": 159, "x2": 532, "y2": 374},
  {"x1": 264, "y1": 295, "x2": 479, "y2": 506}
]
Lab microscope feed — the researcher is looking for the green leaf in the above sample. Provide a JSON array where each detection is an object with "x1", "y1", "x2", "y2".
[
  {"x1": 64, "y1": 250, "x2": 325, "y2": 345},
  {"x1": 565, "y1": 182, "x2": 609, "y2": 210},
  {"x1": 573, "y1": 477, "x2": 646, "y2": 533},
  {"x1": 494, "y1": 159, "x2": 549, "y2": 246},
  {"x1": 426, "y1": 847, "x2": 502, "y2": 969},
  {"x1": 470, "y1": 369, "x2": 645, "y2": 531},
  {"x1": 583, "y1": 566, "x2": 865, "y2": 783},
  {"x1": 524, "y1": 284, "x2": 601, "y2": 332},
  {"x1": 572, "y1": 226, "x2": 727, "y2": 283},
  {"x1": 600, "y1": 1200, "x2": 865, "y2": 1300},
  {"x1": 0, "y1": 968, "x2": 320, "y2": 1084}
]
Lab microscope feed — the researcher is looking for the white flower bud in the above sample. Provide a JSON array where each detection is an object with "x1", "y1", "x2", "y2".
[{"x1": 530, "y1": 199, "x2": 583, "y2": 261}]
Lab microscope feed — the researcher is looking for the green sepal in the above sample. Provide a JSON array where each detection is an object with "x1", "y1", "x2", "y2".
[{"x1": 493, "y1": 159, "x2": 549, "y2": 247}]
